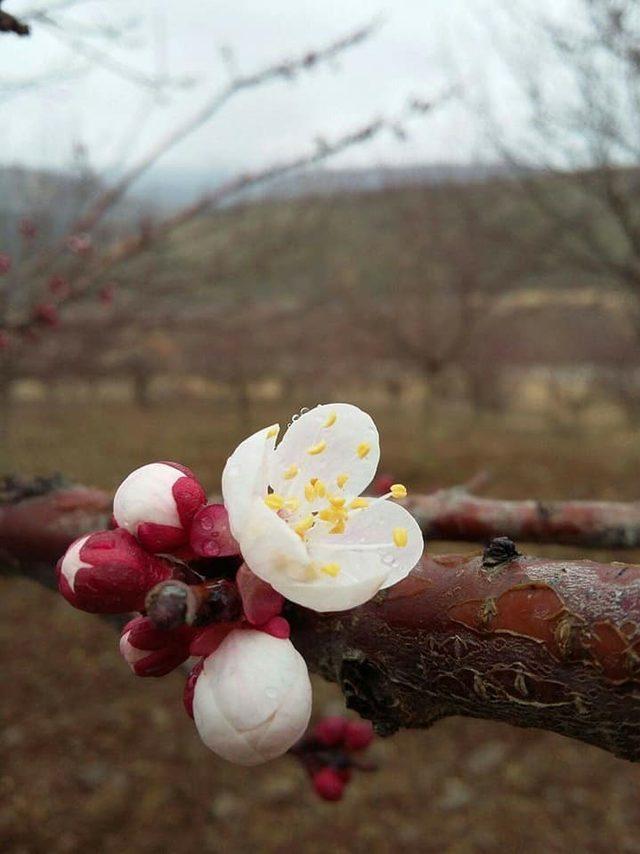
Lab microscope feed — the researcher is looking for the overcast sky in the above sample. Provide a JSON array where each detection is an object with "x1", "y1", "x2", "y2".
[{"x1": 0, "y1": 0, "x2": 575, "y2": 179}]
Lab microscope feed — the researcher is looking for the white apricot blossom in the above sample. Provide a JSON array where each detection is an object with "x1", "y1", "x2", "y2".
[
  {"x1": 193, "y1": 629, "x2": 312, "y2": 765},
  {"x1": 221, "y1": 403, "x2": 424, "y2": 612}
]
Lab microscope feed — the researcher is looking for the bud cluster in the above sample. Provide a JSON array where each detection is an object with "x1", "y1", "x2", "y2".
[
  {"x1": 57, "y1": 459, "x2": 378, "y2": 797},
  {"x1": 292, "y1": 716, "x2": 376, "y2": 801}
]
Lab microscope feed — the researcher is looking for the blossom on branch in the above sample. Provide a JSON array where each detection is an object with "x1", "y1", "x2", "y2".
[
  {"x1": 192, "y1": 629, "x2": 312, "y2": 765},
  {"x1": 221, "y1": 403, "x2": 424, "y2": 611},
  {"x1": 113, "y1": 461, "x2": 207, "y2": 552}
]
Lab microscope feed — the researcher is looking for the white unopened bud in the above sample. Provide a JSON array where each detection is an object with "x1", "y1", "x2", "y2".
[{"x1": 193, "y1": 629, "x2": 312, "y2": 765}]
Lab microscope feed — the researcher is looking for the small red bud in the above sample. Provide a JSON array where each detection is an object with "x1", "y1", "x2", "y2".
[
  {"x1": 373, "y1": 474, "x2": 395, "y2": 496},
  {"x1": 190, "y1": 503, "x2": 239, "y2": 558},
  {"x1": 0, "y1": 253, "x2": 11, "y2": 275},
  {"x1": 66, "y1": 233, "x2": 92, "y2": 255},
  {"x1": 0, "y1": 331, "x2": 9, "y2": 351},
  {"x1": 33, "y1": 302, "x2": 59, "y2": 327},
  {"x1": 99, "y1": 283, "x2": 115, "y2": 305},
  {"x1": 19, "y1": 218, "x2": 37, "y2": 239},
  {"x1": 313, "y1": 716, "x2": 348, "y2": 748},
  {"x1": 343, "y1": 720, "x2": 375, "y2": 752},
  {"x1": 48, "y1": 275, "x2": 70, "y2": 298},
  {"x1": 313, "y1": 767, "x2": 345, "y2": 801}
]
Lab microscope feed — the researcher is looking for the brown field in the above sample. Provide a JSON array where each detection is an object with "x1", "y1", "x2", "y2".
[{"x1": 2, "y1": 399, "x2": 640, "y2": 853}]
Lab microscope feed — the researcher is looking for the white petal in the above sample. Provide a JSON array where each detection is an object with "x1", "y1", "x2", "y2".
[
  {"x1": 272, "y1": 569, "x2": 389, "y2": 612},
  {"x1": 59, "y1": 534, "x2": 91, "y2": 592},
  {"x1": 269, "y1": 403, "x2": 379, "y2": 500},
  {"x1": 193, "y1": 630, "x2": 312, "y2": 766},
  {"x1": 308, "y1": 498, "x2": 424, "y2": 597},
  {"x1": 113, "y1": 463, "x2": 183, "y2": 531},
  {"x1": 221, "y1": 424, "x2": 279, "y2": 538},
  {"x1": 239, "y1": 498, "x2": 313, "y2": 584}
]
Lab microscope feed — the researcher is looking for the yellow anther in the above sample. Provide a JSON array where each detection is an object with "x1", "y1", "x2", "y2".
[
  {"x1": 294, "y1": 515, "x2": 314, "y2": 537},
  {"x1": 264, "y1": 493, "x2": 285, "y2": 511},
  {"x1": 307, "y1": 441, "x2": 327, "y2": 456},
  {"x1": 390, "y1": 484, "x2": 408, "y2": 499},
  {"x1": 357, "y1": 442, "x2": 371, "y2": 459},
  {"x1": 284, "y1": 497, "x2": 300, "y2": 512},
  {"x1": 329, "y1": 495, "x2": 346, "y2": 508},
  {"x1": 266, "y1": 425, "x2": 279, "y2": 439},
  {"x1": 304, "y1": 482, "x2": 316, "y2": 502},
  {"x1": 393, "y1": 527, "x2": 408, "y2": 548},
  {"x1": 330, "y1": 520, "x2": 346, "y2": 535},
  {"x1": 336, "y1": 473, "x2": 349, "y2": 489},
  {"x1": 350, "y1": 497, "x2": 370, "y2": 510},
  {"x1": 283, "y1": 464, "x2": 299, "y2": 480},
  {"x1": 315, "y1": 480, "x2": 326, "y2": 498},
  {"x1": 319, "y1": 509, "x2": 334, "y2": 522},
  {"x1": 320, "y1": 562, "x2": 340, "y2": 577},
  {"x1": 324, "y1": 411, "x2": 337, "y2": 428}
]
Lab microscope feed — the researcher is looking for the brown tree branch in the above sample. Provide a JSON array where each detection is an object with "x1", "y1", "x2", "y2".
[
  {"x1": 0, "y1": 2, "x2": 30, "y2": 35},
  {"x1": 5, "y1": 478, "x2": 640, "y2": 761}
]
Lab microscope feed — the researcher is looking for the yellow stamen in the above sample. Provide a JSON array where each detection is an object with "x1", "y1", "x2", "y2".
[
  {"x1": 307, "y1": 441, "x2": 327, "y2": 456},
  {"x1": 304, "y1": 482, "x2": 316, "y2": 502},
  {"x1": 390, "y1": 484, "x2": 408, "y2": 499},
  {"x1": 357, "y1": 442, "x2": 371, "y2": 459},
  {"x1": 284, "y1": 497, "x2": 300, "y2": 512},
  {"x1": 266, "y1": 425, "x2": 279, "y2": 439},
  {"x1": 315, "y1": 480, "x2": 326, "y2": 498},
  {"x1": 320, "y1": 562, "x2": 340, "y2": 577},
  {"x1": 294, "y1": 515, "x2": 314, "y2": 537},
  {"x1": 336, "y1": 473, "x2": 349, "y2": 489},
  {"x1": 283, "y1": 464, "x2": 299, "y2": 480},
  {"x1": 393, "y1": 527, "x2": 408, "y2": 548},
  {"x1": 324, "y1": 411, "x2": 337, "y2": 428},
  {"x1": 330, "y1": 520, "x2": 346, "y2": 535},
  {"x1": 329, "y1": 495, "x2": 346, "y2": 508},
  {"x1": 350, "y1": 497, "x2": 370, "y2": 509},
  {"x1": 264, "y1": 493, "x2": 285, "y2": 511},
  {"x1": 319, "y1": 509, "x2": 334, "y2": 522}
]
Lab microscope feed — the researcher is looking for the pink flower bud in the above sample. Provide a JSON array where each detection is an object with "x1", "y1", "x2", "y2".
[
  {"x1": 313, "y1": 716, "x2": 348, "y2": 748},
  {"x1": 19, "y1": 218, "x2": 36, "y2": 239},
  {"x1": 343, "y1": 719, "x2": 374, "y2": 752},
  {"x1": 312, "y1": 767, "x2": 346, "y2": 801},
  {"x1": 119, "y1": 615, "x2": 194, "y2": 677},
  {"x1": 236, "y1": 562, "x2": 283, "y2": 626},
  {"x1": 0, "y1": 253, "x2": 11, "y2": 275},
  {"x1": 99, "y1": 283, "x2": 115, "y2": 305},
  {"x1": 189, "y1": 503, "x2": 239, "y2": 558},
  {"x1": 260, "y1": 615, "x2": 290, "y2": 639},
  {"x1": 183, "y1": 658, "x2": 204, "y2": 718},
  {"x1": 66, "y1": 233, "x2": 92, "y2": 255},
  {"x1": 113, "y1": 462, "x2": 206, "y2": 553},
  {"x1": 57, "y1": 528, "x2": 174, "y2": 613},
  {"x1": 33, "y1": 302, "x2": 59, "y2": 327},
  {"x1": 48, "y1": 275, "x2": 70, "y2": 298},
  {"x1": 373, "y1": 473, "x2": 395, "y2": 496},
  {"x1": 193, "y1": 630, "x2": 312, "y2": 765}
]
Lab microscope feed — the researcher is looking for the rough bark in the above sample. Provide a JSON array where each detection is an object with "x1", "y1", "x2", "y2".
[
  {"x1": 4, "y1": 479, "x2": 640, "y2": 761},
  {"x1": 405, "y1": 487, "x2": 640, "y2": 548}
]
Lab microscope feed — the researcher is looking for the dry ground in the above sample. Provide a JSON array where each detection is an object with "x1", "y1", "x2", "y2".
[{"x1": 2, "y1": 398, "x2": 640, "y2": 853}]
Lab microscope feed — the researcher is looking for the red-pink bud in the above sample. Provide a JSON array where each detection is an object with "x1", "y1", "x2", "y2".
[
  {"x1": 66, "y1": 233, "x2": 92, "y2": 255},
  {"x1": 19, "y1": 218, "x2": 36, "y2": 239},
  {"x1": 113, "y1": 462, "x2": 206, "y2": 553},
  {"x1": 48, "y1": 275, "x2": 70, "y2": 298},
  {"x1": 312, "y1": 767, "x2": 345, "y2": 801},
  {"x1": 373, "y1": 474, "x2": 395, "y2": 496},
  {"x1": 343, "y1": 720, "x2": 374, "y2": 752},
  {"x1": 183, "y1": 658, "x2": 204, "y2": 718},
  {"x1": 119, "y1": 615, "x2": 194, "y2": 677},
  {"x1": 189, "y1": 503, "x2": 239, "y2": 558},
  {"x1": 260, "y1": 615, "x2": 290, "y2": 639},
  {"x1": 313, "y1": 716, "x2": 348, "y2": 748},
  {"x1": 33, "y1": 302, "x2": 59, "y2": 327},
  {"x1": 99, "y1": 283, "x2": 115, "y2": 305},
  {"x1": 0, "y1": 331, "x2": 9, "y2": 351},
  {"x1": 236, "y1": 562, "x2": 284, "y2": 626},
  {"x1": 0, "y1": 253, "x2": 11, "y2": 275},
  {"x1": 57, "y1": 528, "x2": 174, "y2": 613},
  {"x1": 189, "y1": 622, "x2": 235, "y2": 657}
]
